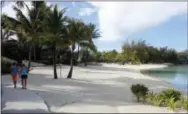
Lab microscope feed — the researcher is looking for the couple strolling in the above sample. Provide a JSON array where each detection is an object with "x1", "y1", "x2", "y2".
[{"x1": 11, "y1": 63, "x2": 33, "y2": 89}]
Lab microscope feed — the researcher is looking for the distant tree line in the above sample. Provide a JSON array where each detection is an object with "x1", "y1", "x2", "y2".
[{"x1": 93, "y1": 40, "x2": 188, "y2": 64}]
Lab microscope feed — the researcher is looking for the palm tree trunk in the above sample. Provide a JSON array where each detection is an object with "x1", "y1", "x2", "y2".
[
  {"x1": 27, "y1": 46, "x2": 32, "y2": 72},
  {"x1": 77, "y1": 45, "x2": 80, "y2": 61},
  {"x1": 67, "y1": 46, "x2": 74, "y2": 79},
  {"x1": 33, "y1": 44, "x2": 36, "y2": 61},
  {"x1": 84, "y1": 49, "x2": 88, "y2": 67},
  {"x1": 53, "y1": 44, "x2": 58, "y2": 79}
]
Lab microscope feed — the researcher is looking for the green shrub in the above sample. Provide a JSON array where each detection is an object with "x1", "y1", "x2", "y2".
[
  {"x1": 161, "y1": 89, "x2": 181, "y2": 102},
  {"x1": 181, "y1": 97, "x2": 188, "y2": 111},
  {"x1": 152, "y1": 93, "x2": 166, "y2": 107},
  {"x1": 1, "y1": 57, "x2": 17, "y2": 74},
  {"x1": 131, "y1": 84, "x2": 149, "y2": 102},
  {"x1": 1, "y1": 59, "x2": 11, "y2": 74},
  {"x1": 166, "y1": 97, "x2": 177, "y2": 111},
  {"x1": 146, "y1": 91, "x2": 155, "y2": 104}
]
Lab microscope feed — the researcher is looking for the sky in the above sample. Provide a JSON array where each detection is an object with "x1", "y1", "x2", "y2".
[{"x1": 2, "y1": 1, "x2": 188, "y2": 52}]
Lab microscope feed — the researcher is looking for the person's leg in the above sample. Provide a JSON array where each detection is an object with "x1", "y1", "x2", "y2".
[
  {"x1": 11, "y1": 75, "x2": 14, "y2": 88},
  {"x1": 24, "y1": 75, "x2": 28, "y2": 89},
  {"x1": 13, "y1": 81, "x2": 16, "y2": 88},
  {"x1": 12, "y1": 75, "x2": 16, "y2": 88},
  {"x1": 24, "y1": 79, "x2": 27, "y2": 89},
  {"x1": 21, "y1": 79, "x2": 23, "y2": 87},
  {"x1": 21, "y1": 75, "x2": 24, "y2": 89},
  {"x1": 14, "y1": 75, "x2": 18, "y2": 88}
]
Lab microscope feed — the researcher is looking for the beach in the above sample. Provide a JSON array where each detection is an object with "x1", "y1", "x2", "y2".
[{"x1": 1, "y1": 63, "x2": 187, "y2": 113}]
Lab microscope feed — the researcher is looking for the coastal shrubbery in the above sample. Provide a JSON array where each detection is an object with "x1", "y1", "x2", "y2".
[
  {"x1": 2, "y1": 60, "x2": 11, "y2": 74},
  {"x1": 131, "y1": 84, "x2": 188, "y2": 112},
  {"x1": 1, "y1": 57, "x2": 15, "y2": 74},
  {"x1": 131, "y1": 84, "x2": 149, "y2": 102},
  {"x1": 181, "y1": 97, "x2": 188, "y2": 111},
  {"x1": 161, "y1": 89, "x2": 181, "y2": 102}
]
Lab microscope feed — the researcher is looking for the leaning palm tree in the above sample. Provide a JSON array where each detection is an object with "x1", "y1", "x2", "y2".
[
  {"x1": 66, "y1": 18, "x2": 86, "y2": 79},
  {"x1": 42, "y1": 5, "x2": 69, "y2": 79}
]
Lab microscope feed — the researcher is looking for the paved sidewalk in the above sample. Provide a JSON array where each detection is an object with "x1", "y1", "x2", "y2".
[{"x1": 1, "y1": 85, "x2": 49, "y2": 113}]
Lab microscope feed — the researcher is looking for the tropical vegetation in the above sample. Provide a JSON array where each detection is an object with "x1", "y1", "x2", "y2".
[
  {"x1": 1, "y1": 1, "x2": 100, "y2": 79},
  {"x1": 131, "y1": 84, "x2": 188, "y2": 112},
  {"x1": 95, "y1": 40, "x2": 188, "y2": 64}
]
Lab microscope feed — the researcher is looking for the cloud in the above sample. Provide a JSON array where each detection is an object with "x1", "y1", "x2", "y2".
[
  {"x1": 90, "y1": 2, "x2": 187, "y2": 41},
  {"x1": 72, "y1": 1, "x2": 76, "y2": 7},
  {"x1": 2, "y1": 2, "x2": 32, "y2": 19},
  {"x1": 2, "y1": 2, "x2": 52, "y2": 40},
  {"x1": 78, "y1": 8, "x2": 96, "y2": 16},
  {"x1": 2, "y1": 2, "x2": 52, "y2": 18}
]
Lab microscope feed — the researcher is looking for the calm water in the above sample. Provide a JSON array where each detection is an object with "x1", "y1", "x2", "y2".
[{"x1": 142, "y1": 65, "x2": 188, "y2": 90}]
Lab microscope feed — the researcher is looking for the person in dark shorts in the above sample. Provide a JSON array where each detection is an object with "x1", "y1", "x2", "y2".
[{"x1": 20, "y1": 64, "x2": 33, "y2": 89}]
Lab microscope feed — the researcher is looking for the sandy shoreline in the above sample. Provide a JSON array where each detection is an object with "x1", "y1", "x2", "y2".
[{"x1": 99, "y1": 63, "x2": 171, "y2": 71}]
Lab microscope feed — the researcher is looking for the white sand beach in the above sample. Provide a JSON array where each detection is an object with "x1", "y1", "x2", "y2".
[{"x1": 1, "y1": 64, "x2": 187, "y2": 113}]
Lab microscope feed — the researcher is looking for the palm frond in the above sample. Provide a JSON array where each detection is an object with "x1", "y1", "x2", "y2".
[
  {"x1": 16, "y1": 1, "x2": 25, "y2": 8},
  {"x1": 79, "y1": 42, "x2": 97, "y2": 53},
  {"x1": 13, "y1": 6, "x2": 32, "y2": 30}
]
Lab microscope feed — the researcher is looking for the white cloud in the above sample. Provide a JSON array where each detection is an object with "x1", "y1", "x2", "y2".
[
  {"x1": 72, "y1": 2, "x2": 76, "y2": 7},
  {"x1": 2, "y1": 2, "x2": 52, "y2": 40},
  {"x1": 78, "y1": 8, "x2": 96, "y2": 16},
  {"x1": 2, "y1": 2, "x2": 33, "y2": 19},
  {"x1": 2, "y1": 2, "x2": 52, "y2": 19},
  {"x1": 90, "y1": 2, "x2": 187, "y2": 41}
]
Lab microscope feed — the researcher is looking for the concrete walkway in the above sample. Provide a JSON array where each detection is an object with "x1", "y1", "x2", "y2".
[{"x1": 1, "y1": 84, "x2": 49, "y2": 113}]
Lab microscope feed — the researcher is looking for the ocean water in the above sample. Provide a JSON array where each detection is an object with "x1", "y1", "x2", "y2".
[{"x1": 142, "y1": 65, "x2": 188, "y2": 90}]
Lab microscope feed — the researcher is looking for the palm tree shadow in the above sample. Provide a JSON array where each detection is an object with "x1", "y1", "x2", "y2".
[{"x1": 25, "y1": 72, "x2": 175, "y2": 110}]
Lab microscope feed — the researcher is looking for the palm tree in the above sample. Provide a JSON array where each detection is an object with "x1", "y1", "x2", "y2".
[
  {"x1": 3, "y1": 2, "x2": 45, "y2": 71},
  {"x1": 80, "y1": 23, "x2": 100, "y2": 66},
  {"x1": 30, "y1": 1, "x2": 50, "y2": 61},
  {"x1": 66, "y1": 18, "x2": 86, "y2": 79},
  {"x1": 76, "y1": 23, "x2": 100, "y2": 62},
  {"x1": 42, "y1": 5, "x2": 69, "y2": 79},
  {"x1": 1, "y1": 19, "x2": 15, "y2": 41}
]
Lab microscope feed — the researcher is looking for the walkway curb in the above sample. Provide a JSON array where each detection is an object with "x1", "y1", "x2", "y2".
[{"x1": 1, "y1": 85, "x2": 49, "y2": 113}]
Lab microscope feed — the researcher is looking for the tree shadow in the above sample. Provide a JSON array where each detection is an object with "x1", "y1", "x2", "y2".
[
  {"x1": 2, "y1": 69, "x2": 185, "y2": 113},
  {"x1": 20, "y1": 73, "x2": 175, "y2": 110}
]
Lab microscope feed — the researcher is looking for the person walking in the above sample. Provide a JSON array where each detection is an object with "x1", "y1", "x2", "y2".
[
  {"x1": 10, "y1": 63, "x2": 19, "y2": 88},
  {"x1": 20, "y1": 64, "x2": 33, "y2": 89}
]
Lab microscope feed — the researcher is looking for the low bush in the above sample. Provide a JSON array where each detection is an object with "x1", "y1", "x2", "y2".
[
  {"x1": 1, "y1": 57, "x2": 17, "y2": 74},
  {"x1": 166, "y1": 97, "x2": 177, "y2": 111},
  {"x1": 1, "y1": 59, "x2": 12, "y2": 74},
  {"x1": 131, "y1": 84, "x2": 187, "y2": 112},
  {"x1": 181, "y1": 97, "x2": 188, "y2": 111},
  {"x1": 131, "y1": 84, "x2": 149, "y2": 102},
  {"x1": 161, "y1": 89, "x2": 181, "y2": 102},
  {"x1": 152, "y1": 93, "x2": 166, "y2": 107},
  {"x1": 146, "y1": 91, "x2": 155, "y2": 104}
]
